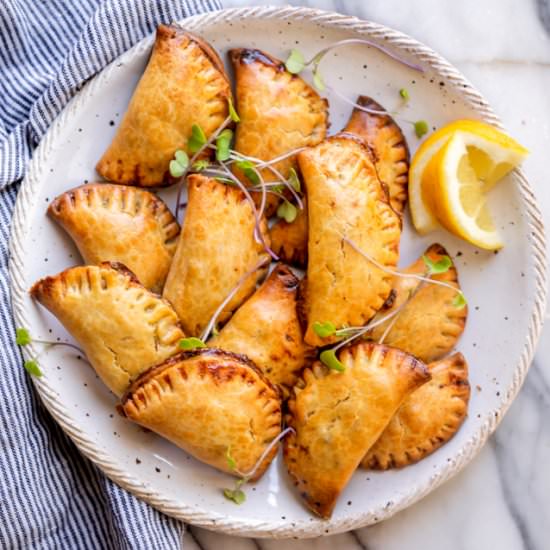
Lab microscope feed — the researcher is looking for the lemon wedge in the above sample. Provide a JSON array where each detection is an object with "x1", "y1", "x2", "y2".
[{"x1": 409, "y1": 120, "x2": 528, "y2": 248}]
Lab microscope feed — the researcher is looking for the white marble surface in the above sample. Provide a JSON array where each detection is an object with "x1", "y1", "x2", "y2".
[{"x1": 183, "y1": 1, "x2": 550, "y2": 548}]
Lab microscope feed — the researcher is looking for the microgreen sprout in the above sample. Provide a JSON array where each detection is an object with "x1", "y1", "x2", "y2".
[
  {"x1": 319, "y1": 349, "x2": 345, "y2": 372},
  {"x1": 342, "y1": 236, "x2": 465, "y2": 306},
  {"x1": 201, "y1": 257, "x2": 270, "y2": 342},
  {"x1": 15, "y1": 327, "x2": 87, "y2": 378},
  {"x1": 284, "y1": 49, "x2": 306, "y2": 74},
  {"x1": 188, "y1": 124, "x2": 207, "y2": 153},
  {"x1": 235, "y1": 159, "x2": 260, "y2": 185},
  {"x1": 227, "y1": 97, "x2": 240, "y2": 123},
  {"x1": 215, "y1": 129, "x2": 233, "y2": 162},
  {"x1": 192, "y1": 159, "x2": 210, "y2": 171},
  {"x1": 276, "y1": 200, "x2": 298, "y2": 223},
  {"x1": 169, "y1": 150, "x2": 189, "y2": 178},
  {"x1": 399, "y1": 88, "x2": 410, "y2": 101},
  {"x1": 422, "y1": 254, "x2": 452, "y2": 275},
  {"x1": 452, "y1": 292, "x2": 467, "y2": 309},
  {"x1": 179, "y1": 337, "x2": 206, "y2": 350},
  {"x1": 414, "y1": 120, "x2": 429, "y2": 138},
  {"x1": 312, "y1": 321, "x2": 336, "y2": 338},
  {"x1": 222, "y1": 427, "x2": 295, "y2": 505},
  {"x1": 288, "y1": 168, "x2": 301, "y2": 193}
]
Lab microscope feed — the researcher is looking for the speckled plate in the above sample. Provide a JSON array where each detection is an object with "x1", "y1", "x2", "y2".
[{"x1": 9, "y1": 6, "x2": 547, "y2": 539}]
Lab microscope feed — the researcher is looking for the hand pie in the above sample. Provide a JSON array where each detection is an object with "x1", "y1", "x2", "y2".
[
  {"x1": 284, "y1": 342, "x2": 430, "y2": 518},
  {"x1": 363, "y1": 352, "x2": 470, "y2": 469},
  {"x1": 30, "y1": 263, "x2": 185, "y2": 396},
  {"x1": 270, "y1": 198, "x2": 308, "y2": 268},
  {"x1": 48, "y1": 184, "x2": 179, "y2": 293},
  {"x1": 208, "y1": 264, "x2": 314, "y2": 392},
  {"x1": 96, "y1": 25, "x2": 231, "y2": 187},
  {"x1": 368, "y1": 243, "x2": 467, "y2": 362},
  {"x1": 298, "y1": 135, "x2": 402, "y2": 347},
  {"x1": 343, "y1": 96, "x2": 409, "y2": 214},
  {"x1": 230, "y1": 48, "x2": 328, "y2": 214},
  {"x1": 163, "y1": 174, "x2": 270, "y2": 336},
  {"x1": 121, "y1": 349, "x2": 282, "y2": 479}
]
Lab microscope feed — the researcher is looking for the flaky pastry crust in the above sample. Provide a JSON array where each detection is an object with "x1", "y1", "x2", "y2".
[{"x1": 30, "y1": 263, "x2": 184, "y2": 396}]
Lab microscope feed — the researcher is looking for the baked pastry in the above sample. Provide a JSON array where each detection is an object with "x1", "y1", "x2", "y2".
[
  {"x1": 48, "y1": 183, "x2": 179, "y2": 293},
  {"x1": 368, "y1": 244, "x2": 467, "y2": 362},
  {"x1": 30, "y1": 263, "x2": 185, "y2": 396},
  {"x1": 270, "y1": 198, "x2": 308, "y2": 268},
  {"x1": 121, "y1": 349, "x2": 282, "y2": 479},
  {"x1": 298, "y1": 134, "x2": 402, "y2": 347},
  {"x1": 97, "y1": 25, "x2": 231, "y2": 187},
  {"x1": 284, "y1": 342, "x2": 430, "y2": 518},
  {"x1": 343, "y1": 96, "x2": 409, "y2": 214},
  {"x1": 230, "y1": 48, "x2": 328, "y2": 214},
  {"x1": 209, "y1": 264, "x2": 313, "y2": 392},
  {"x1": 163, "y1": 174, "x2": 270, "y2": 336},
  {"x1": 363, "y1": 352, "x2": 470, "y2": 469}
]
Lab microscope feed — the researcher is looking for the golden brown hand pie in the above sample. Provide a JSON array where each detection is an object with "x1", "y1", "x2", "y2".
[
  {"x1": 121, "y1": 349, "x2": 282, "y2": 479},
  {"x1": 96, "y1": 25, "x2": 231, "y2": 187},
  {"x1": 30, "y1": 263, "x2": 185, "y2": 396},
  {"x1": 284, "y1": 342, "x2": 430, "y2": 518},
  {"x1": 48, "y1": 184, "x2": 179, "y2": 293},
  {"x1": 343, "y1": 96, "x2": 409, "y2": 214},
  {"x1": 298, "y1": 134, "x2": 402, "y2": 347},
  {"x1": 163, "y1": 174, "x2": 270, "y2": 336},
  {"x1": 209, "y1": 264, "x2": 314, "y2": 392},
  {"x1": 368, "y1": 243, "x2": 467, "y2": 362},
  {"x1": 230, "y1": 48, "x2": 328, "y2": 214},
  {"x1": 363, "y1": 352, "x2": 470, "y2": 469},
  {"x1": 270, "y1": 198, "x2": 308, "y2": 268}
]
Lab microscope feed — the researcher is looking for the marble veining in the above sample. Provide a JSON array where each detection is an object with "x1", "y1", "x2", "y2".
[{"x1": 181, "y1": 1, "x2": 550, "y2": 548}]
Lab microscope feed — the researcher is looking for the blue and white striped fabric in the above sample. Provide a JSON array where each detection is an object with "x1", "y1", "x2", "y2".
[{"x1": 0, "y1": 1, "x2": 220, "y2": 548}]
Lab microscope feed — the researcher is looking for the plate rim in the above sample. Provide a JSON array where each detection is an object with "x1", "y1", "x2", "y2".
[{"x1": 8, "y1": 5, "x2": 548, "y2": 539}]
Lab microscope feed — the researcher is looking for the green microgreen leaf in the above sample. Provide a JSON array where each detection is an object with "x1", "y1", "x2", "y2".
[
  {"x1": 24, "y1": 359, "x2": 42, "y2": 377},
  {"x1": 399, "y1": 88, "x2": 410, "y2": 101},
  {"x1": 422, "y1": 255, "x2": 452, "y2": 275},
  {"x1": 192, "y1": 159, "x2": 210, "y2": 171},
  {"x1": 414, "y1": 120, "x2": 429, "y2": 138},
  {"x1": 223, "y1": 487, "x2": 246, "y2": 505},
  {"x1": 169, "y1": 149, "x2": 189, "y2": 178},
  {"x1": 169, "y1": 160, "x2": 185, "y2": 178},
  {"x1": 16, "y1": 327, "x2": 31, "y2": 346},
  {"x1": 288, "y1": 167, "x2": 301, "y2": 192},
  {"x1": 312, "y1": 321, "x2": 336, "y2": 338},
  {"x1": 319, "y1": 349, "x2": 345, "y2": 372},
  {"x1": 212, "y1": 325, "x2": 219, "y2": 336},
  {"x1": 235, "y1": 160, "x2": 260, "y2": 185},
  {"x1": 312, "y1": 68, "x2": 325, "y2": 91},
  {"x1": 179, "y1": 337, "x2": 206, "y2": 350},
  {"x1": 225, "y1": 446, "x2": 237, "y2": 471},
  {"x1": 175, "y1": 149, "x2": 189, "y2": 168},
  {"x1": 276, "y1": 200, "x2": 298, "y2": 223},
  {"x1": 271, "y1": 184, "x2": 285, "y2": 194},
  {"x1": 188, "y1": 124, "x2": 207, "y2": 153},
  {"x1": 228, "y1": 97, "x2": 240, "y2": 123},
  {"x1": 285, "y1": 49, "x2": 306, "y2": 74},
  {"x1": 215, "y1": 129, "x2": 233, "y2": 162},
  {"x1": 452, "y1": 292, "x2": 467, "y2": 309}
]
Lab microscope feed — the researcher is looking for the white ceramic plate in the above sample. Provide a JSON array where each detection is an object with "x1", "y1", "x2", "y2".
[{"x1": 9, "y1": 6, "x2": 547, "y2": 539}]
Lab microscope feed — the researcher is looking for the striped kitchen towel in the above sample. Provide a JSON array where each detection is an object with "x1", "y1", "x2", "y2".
[{"x1": 0, "y1": 1, "x2": 220, "y2": 549}]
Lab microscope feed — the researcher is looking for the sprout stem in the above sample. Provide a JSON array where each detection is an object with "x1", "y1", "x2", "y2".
[
  {"x1": 342, "y1": 236, "x2": 461, "y2": 296},
  {"x1": 175, "y1": 116, "x2": 232, "y2": 221},
  {"x1": 201, "y1": 256, "x2": 270, "y2": 342},
  {"x1": 228, "y1": 151, "x2": 304, "y2": 210},
  {"x1": 306, "y1": 38, "x2": 424, "y2": 73},
  {"x1": 233, "y1": 427, "x2": 295, "y2": 479}
]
